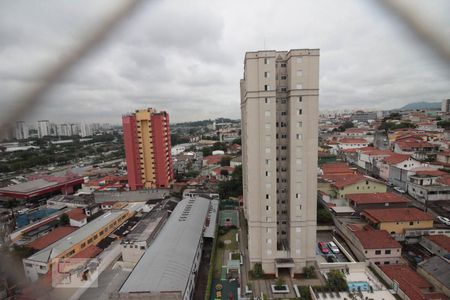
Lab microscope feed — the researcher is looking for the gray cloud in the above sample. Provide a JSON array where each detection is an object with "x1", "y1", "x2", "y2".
[{"x1": 0, "y1": 0, "x2": 449, "y2": 124}]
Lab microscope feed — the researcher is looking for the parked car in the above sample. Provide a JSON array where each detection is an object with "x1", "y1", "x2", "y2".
[
  {"x1": 327, "y1": 241, "x2": 340, "y2": 254},
  {"x1": 393, "y1": 187, "x2": 406, "y2": 194},
  {"x1": 437, "y1": 216, "x2": 450, "y2": 226},
  {"x1": 318, "y1": 242, "x2": 329, "y2": 254}
]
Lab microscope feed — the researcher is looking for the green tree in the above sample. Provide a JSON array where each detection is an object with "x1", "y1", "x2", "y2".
[
  {"x1": 220, "y1": 156, "x2": 231, "y2": 167},
  {"x1": 338, "y1": 121, "x2": 354, "y2": 132},
  {"x1": 220, "y1": 169, "x2": 229, "y2": 176},
  {"x1": 303, "y1": 266, "x2": 316, "y2": 279},
  {"x1": 59, "y1": 213, "x2": 70, "y2": 226},
  {"x1": 252, "y1": 263, "x2": 264, "y2": 279},
  {"x1": 202, "y1": 147, "x2": 213, "y2": 157},
  {"x1": 232, "y1": 137, "x2": 241, "y2": 145},
  {"x1": 326, "y1": 270, "x2": 347, "y2": 291}
]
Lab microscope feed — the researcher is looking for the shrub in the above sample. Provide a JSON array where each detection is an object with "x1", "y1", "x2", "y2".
[
  {"x1": 274, "y1": 277, "x2": 286, "y2": 289},
  {"x1": 303, "y1": 266, "x2": 316, "y2": 279},
  {"x1": 252, "y1": 263, "x2": 264, "y2": 279}
]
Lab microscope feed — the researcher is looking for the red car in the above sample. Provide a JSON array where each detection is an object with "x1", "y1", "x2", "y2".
[{"x1": 318, "y1": 242, "x2": 329, "y2": 254}]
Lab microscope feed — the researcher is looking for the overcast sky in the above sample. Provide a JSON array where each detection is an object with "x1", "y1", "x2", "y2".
[{"x1": 1, "y1": 0, "x2": 449, "y2": 124}]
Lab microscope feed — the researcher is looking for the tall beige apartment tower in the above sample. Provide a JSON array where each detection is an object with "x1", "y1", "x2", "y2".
[{"x1": 241, "y1": 49, "x2": 319, "y2": 277}]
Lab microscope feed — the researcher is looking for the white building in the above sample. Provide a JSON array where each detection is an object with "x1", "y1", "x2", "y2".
[
  {"x1": 37, "y1": 120, "x2": 50, "y2": 138},
  {"x1": 241, "y1": 49, "x2": 319, "y2": 276},
  {"x1": 15, "y1": 121, "x2": 29, "y2": 140},
  {"x1": 80, "y1": 123, "x2": 93, "y2": 137}
]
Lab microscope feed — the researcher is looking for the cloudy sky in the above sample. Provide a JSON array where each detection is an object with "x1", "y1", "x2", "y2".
[{"x1": 1, "y1": 0, "x2": 449, "y2": 124}]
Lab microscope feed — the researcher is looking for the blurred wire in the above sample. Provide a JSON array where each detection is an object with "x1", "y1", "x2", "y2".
[
  {"x1": 1, "y1": 0, "x2": 145, "y2": 129},
  {"x1": 377, "y1": 0, "x2": 450, "y2": 68}
]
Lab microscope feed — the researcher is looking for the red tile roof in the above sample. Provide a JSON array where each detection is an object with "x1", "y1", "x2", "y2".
[
  {"x1": 382, "y1": 153, "x2": 411, "y2": 165},
  {"x1": 203, "y1": 155, "x2": 223, "y2": 165},
  {"x1": 27, "y1": 226, "x2": 78, "y2": 250},
  {"x1": 380, "y1": 264, "x2": 435, "y2": 300},
  {"x1": 360, "y1": 149, "x2": 393, "y2": 157},
  {"x1": 415, "y1": 170, "x2": 448, "y2": 177},
  {"x1": 343, "y1": 128, "x2": 369, "y2": 133},
  {"x1": 354, "y1": 230, "x2": 401, "y2": 249},
  {"x1": 346, "y1": 192, "x2": 409, "y2": 205},
  {"x1": 67, "y1": 208, "x2": 87, "y2": 222},
  {"x1": 424, "y1": 235, "x2": 450, "y2": 252},
  {"x1": 338, "y1": 138, "x2": 368, "y2": 144},
  {"x1": 342, "y1": 146, "x2": 375, "y2": 153},
  {"x1": 396, "y1": 139, "x2": 434, "y2": 150},
  {"x1": 321, "y1": 162, "x2": 355, "y2": 176},
  {"x1": 437, "y1": 175, "x2": 450, "y2": 186},
  {"x1": 212, "y1": 166, "x2": 235, "y2": 176},
  {"x1": 72, "y1": 245, "x2": 102, "y2": 259},
  {"x1": 325, "y1": 174, "x2": 382, "y2": 189},
  {"x1": 362, "y1": 208, "x2": 433, "y2": 223}
]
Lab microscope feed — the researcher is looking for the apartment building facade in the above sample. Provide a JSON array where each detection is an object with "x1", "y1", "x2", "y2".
[
  {"x1": 241, "y1": 49, "x2": 319, "y2": 276},
  {"x1": 122, "y1": 108, "x2": 174, "y2": 190}
]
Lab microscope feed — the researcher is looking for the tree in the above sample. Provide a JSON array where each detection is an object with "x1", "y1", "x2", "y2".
[
  {"x1": 252, "y1": 263, "x2": 264, "y2": 279},
  {"x1": 218, "y1": 165, "x2": 242, "y2": 199},
  {"x1": 202, "y1": 147, "x2": 213, "y2": 157},
  {"x1": 326, "y1": 270, "x2": 347, "y2": 291},
  {"x1": 220, "y1": 169, "x2": 229, "y2": 176},
  {"x1": 303, "y1": 266, "x2": 316, "y2": 279},
  {"x1": 59, "y1": 213, "x2": 70, "y2": 226},
  {"x1": 317, "y1": 209, "x2": 332, "y2": 224},
  {"x1": 220, "y1": 156, "x2": 231, "y2": 167},
  {"x1": 232, "y1": 138, "x2": 241, "y2": 145},
  {"x1": 338, "y1": 121, "x2": 354, "y2": 132}
]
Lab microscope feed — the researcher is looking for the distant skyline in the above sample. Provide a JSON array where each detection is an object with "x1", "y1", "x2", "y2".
[{"x1": 1, "y1": 0, "x2": 449, "y2": 124}]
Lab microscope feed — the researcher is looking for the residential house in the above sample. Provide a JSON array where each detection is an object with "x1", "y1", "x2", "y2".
[
  {"x1": 362, "y1": 207, "x2": 434, "y2": 236},
  {"x1": 323, "y1": 174, "x2": 387, "y2": 199},
  {"x1": 352, "y1": 230, "x2": 402, "y2": 265},
  {"x1": 337, "y1": 138, "x2": 369, "y2": 151},
  {"x1": 346, "y1": 192, "x2": 409, "y2": 213},
  {"x1": 436, "y1": 151, "x2": 450, "y2": 166},
  {"x1": 67, "y1": 208, "x2": 87, "y2": 227},
  {"x1": 407, "y1": 170, "x2": 450, "y2": 204},
  {"x1": 393, "y1": 138, "x2": 439, "y2": 161},
  {"x1": 380, "y1": 264, "x2": 448, "y2": 300}
]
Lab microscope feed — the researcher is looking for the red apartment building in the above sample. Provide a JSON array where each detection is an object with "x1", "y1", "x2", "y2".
[{"x1": 122, "y1": 108, "x2": 173, "y2": 190}]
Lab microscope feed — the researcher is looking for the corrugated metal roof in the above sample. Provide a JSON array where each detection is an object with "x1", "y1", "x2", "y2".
[{"x1": 119, "y1": 197, "x2": 210, "y2": 295}]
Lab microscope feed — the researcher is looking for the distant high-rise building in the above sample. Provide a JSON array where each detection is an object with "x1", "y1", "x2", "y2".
[
  {"x1": 37, "y1": 120, "x2": 50, "y2": 138},
  {"x1": 442, "y1": 99, "x2": 450, "y2": 113},
  {"x1": 81, "y1": 123, "x2": 93, "y2": 137},
  {"x1": 58, "y1": 123, "x2": 71, "y2": 136},
  {"x1": 15, "y1": 121, "x2": 29, "y2": 140},
  {"x1": 122, "y1": 108, "x2": 174, "y2": 190},
  {"x1": 241, "y1": 49, "x2": 319, "y2": 276}
]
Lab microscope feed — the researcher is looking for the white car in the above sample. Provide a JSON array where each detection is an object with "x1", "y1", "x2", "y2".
[
  {"x1": 437, "y1": 216, "x2": 450, "y2": 226},
  {"x1": 327, "y1": 241, "x2": 340, "y2": 254},
  {"x1": 393, "y1": 187, "x2": 406, "y2": 194}
]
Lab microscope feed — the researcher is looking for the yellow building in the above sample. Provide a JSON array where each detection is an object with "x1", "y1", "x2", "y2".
[
  {"x1": 23, "y1": 209, "x2": 132, "y2": 282},
  {"x1": 362, "y1": 207, "x2": 434, "y2": 235},
  {"x1": 325, "y1": 174, "x2": 387, "y2": 199}
]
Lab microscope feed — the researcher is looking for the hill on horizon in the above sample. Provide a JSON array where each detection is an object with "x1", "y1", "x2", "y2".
[{"x1": 400, "y1": 101, "x2": 441, "y2": 111}]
